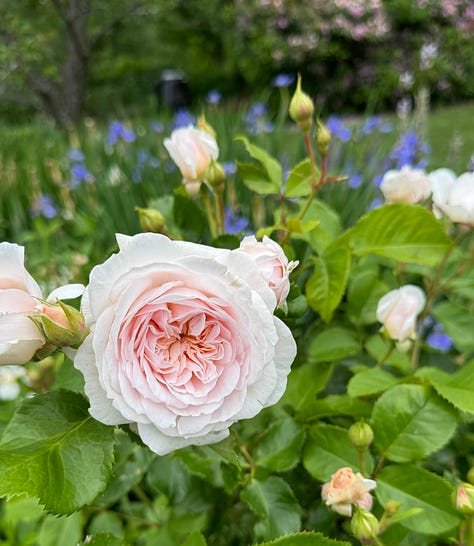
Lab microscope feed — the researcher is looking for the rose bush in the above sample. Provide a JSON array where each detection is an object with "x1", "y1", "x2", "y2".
[{"x1": 73, "y1": 232, "x2": 297, "y2": 455}]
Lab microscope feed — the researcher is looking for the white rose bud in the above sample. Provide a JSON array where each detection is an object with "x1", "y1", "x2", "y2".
[
  {"x1": 376, "y1": 285, "x2": 426, "y2": 342},
  {"x1": 164, "y1": 126, "x2": 219, "y2": 182},
  {"x1": 430, "y1": 168, "x2": 474, "y2": 225}
]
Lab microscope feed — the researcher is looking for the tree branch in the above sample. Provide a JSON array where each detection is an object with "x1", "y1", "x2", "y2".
[
  {"x1": 90, "y1": 0, "x2": 146, "y2": 48},
  {"x1": 50, "y1": 0, "x2": 90, "y2": 59}
]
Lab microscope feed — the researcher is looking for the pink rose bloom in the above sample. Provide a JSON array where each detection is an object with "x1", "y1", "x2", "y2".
[
  {"x1": 164, "y1": 126, "x2": 219, "y2": 182},
  {"x1": 380, "y1": 166, "x2": 431, "y2": 204},
  {"x1": 322, "y1": 467, "x2": 376, "y2": 517},
  {"x1": 73, "y1": 233, "x2": 296, "y2": 455},
  {"x1": 0, "y1": 242, "x2": 45, "y2": 365},
  {"x1": 236, "y1": 236, "x2": 298, "y2": 309},
  {"x1": 0, "y1": 242, "x2": 84, "y2": 365},
  {"x1": 376, "y1": 285, "x2": 426, "y2": 342}
]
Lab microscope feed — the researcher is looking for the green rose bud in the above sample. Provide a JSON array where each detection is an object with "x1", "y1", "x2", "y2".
[
  {"x1": 350, "y1": 507, "x2": 380, "y2": 543},
  {"x1": 136, "y1": 207, "x2": 168, "y2": 234},
  {"x1": 206, "y1": 160, "x2": 226, "y2": 192},
  {"x1": 348, "y1": 420, "x2": 374, "y2": 450},
  {"x1": 316, "y1": 118, "x2": 331, "y2": 156},
  {"x1": 289, "y1": 74, "x2": 314, "y2": 132},
  {"x1": 454, "y1": 482, "x2": 474, "y2": 514}
]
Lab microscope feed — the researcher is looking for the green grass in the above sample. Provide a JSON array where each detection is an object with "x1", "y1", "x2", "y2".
[{"x1": 427, "y1": 101, "x2": 474, "y2": 172}]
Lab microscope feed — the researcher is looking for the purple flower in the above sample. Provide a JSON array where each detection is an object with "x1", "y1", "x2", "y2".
[
  {"x1": 243, "y1": 102, "x2": 273, "y2": 134},
  {"x1": 206, "y1": 89, "x2": 222, "y2": 104},
  {"x1": 327, "y1": 116, "x2": 352, "y2": 142},
  {"x1": 107, "y1": 121, "x2": 136, "y2": 146},
  {"x1": 224, "y1": 207, "x2": 249, "y2": 234},
  {"x1": 349, "y1": 174, "x2": 363, "y2": 188},
  {"x1": 68, "y1": 148, "x2": 84, "y2": 163},
  {"x1": 222, "y1": 161, "x2": 237, "y2": 176},
  {"x1": 70, "y1": 164, "x2": 93, "y2": 189},
  {"x1": 367, "y1": 197, "x2": 383, "y2": 210},
  {"x1": 172, "y1": 108, "x2": 196, "y2": 130},
  {"x1": 272, "y1": 73, "x2": 295, "y2": 88},
  {"x1": 426, "y1": 322, "x2": 453, "y2": 352},
  {"x1": 150, "y1": 120, "x2": 164, "y2": 133},
  {"x1": 390, "y1": 131, "x2": 430, "y2": 169},
  {"x1": 31, "y1": 194, "x2": 58, "y2": 219}
]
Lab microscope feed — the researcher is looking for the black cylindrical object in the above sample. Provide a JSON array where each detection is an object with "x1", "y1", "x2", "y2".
[{"x1": 156, "y1": 69, "x2": 189, "y2": 110}]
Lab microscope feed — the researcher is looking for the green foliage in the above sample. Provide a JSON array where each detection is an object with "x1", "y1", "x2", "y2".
[{"x1": 0, "y1": 391, "x2": 115, "y2": 513}]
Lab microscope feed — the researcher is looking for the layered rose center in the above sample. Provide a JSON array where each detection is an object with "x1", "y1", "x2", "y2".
[{"x1": 117, "y1": 281, "x2": 244, "y2": 409}]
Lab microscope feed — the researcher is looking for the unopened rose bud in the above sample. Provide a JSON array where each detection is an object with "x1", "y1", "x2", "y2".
[
  {"x1": 197, "y1": 113, "x2": 217, "y2": 139},
  {"x1": 136, "y1": 207, "x2": 168, "y2": 234},
  {"x1": 454, "y1": 483, "x2": 474, "y2": 514},
  {"x1": 351, "y1": 507, "x2": 380, "y2": 542},
  {"x1": 348, "y1": 421, "x2": 374, "y2": 450},
  {"x1": 316, "y1": 119, "x2": 331, "y2": 156},
  {"x1": 206, "y1": 160, "x2": 226, "y2": 192},
  {"x1": 384, "y1": 500, "x2": 401, "y2": 514},
  {"x1": 289, "y1": 74, "x2": 314, "y2": 132},
  {"x1": 30, "y1": 301, "x2": 88, "y2": 350}
]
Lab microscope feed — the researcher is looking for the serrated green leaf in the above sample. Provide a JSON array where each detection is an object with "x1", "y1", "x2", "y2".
[
  {"x1": 348, "y1": 203, "x2": 452, "y2": 265},
  {"x1": 38, "y1": 512, "x2": 82, "y2": 546},
  {"x1": 432, "y1": 301, "x2": 474, "y2": 353},
  {"x1": 281, "y1": 361, "x2": 333, "y2": 413},
  {"x1": 285, "y1": 159, "x2": 319, "y2": 198},
  {"x1": 236, "y1": 136, "x2": 282, "y2": 194},
  {"x1": 305, "y1": 245, "x2": 351, "y2": 322},
  {"x1": 253, "y1": 531, "x2": 351, "y2": 546},
  {"x1": 348, "y1": 367, "x2": 399, "y2": 398},
  {"x1": 241, "y1": 476, "x2": 301, "y2": 540},
  {"x1": 308, "y1": 327, "x2": 360, "y2": 363},
  {"x1": 302, "y1": 424, "x2": 373, "y2": 481},
  {"x1": 292, "y1": 199, "x2": 342, "y2": 253},
  {"x1": 376, "y1": 464, "x2": 461, "y2": 534},
  {"x1": 371, "y1": 385, "x2": 458, "y2": 462},
  {"x1": 416, "y1": 360, "x2": 474, "y2": 414},
  {"x1": 365, "y1": 334, "x2": 411, "y2": 372},
  {"x1": 237, "y1": 162, "x2": 280, "y2": 195},
  {"x1": 255, "y1": 417, "x2": 305, "y2": 472},
  {"x1": 182, "y1": 531, "x2": 207, "y2": 546},
  {"x1": 0, "y1": 390, "x2": 115, "y2": 513},
  {"x1": 298, "y1": 394, "x2": 372, "y2": 421},
  {"x1": 346, "y1": 266, "x2": 389, "y2": 325}
]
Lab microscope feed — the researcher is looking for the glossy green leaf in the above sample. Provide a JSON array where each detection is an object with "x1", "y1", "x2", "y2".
[
  {"x1": 348, "y1": 203, "x2": 452, "y2": 265},
  {"x1": 298, "y1": 394, "x2": 372, "y2": 421},
  {"x1": 302, "y1": 424, "x2": 373, "y2": 481},
  {"x1": 78, "y1": 534, "x2": 124, "y2": 546},
  {"x1": 348, "y1": 367, "x2": 399, "y2": 398},
  {"x1": 372, "y1": 385, "x2": 458, "y2": 462},
  {"x1": 432, "y1": 301, "x2": 474, "y2": 353},
  {"x1": 0, "y1": 390, "x2": 115, "y2": 513},
  {"x1": 292, "y1": 199, "x2": 342, "y2": 253},
  {"x1": 254, "y1": 532, "x2": 351, "y2": 546},
  {"x1": 308, "y1": 327, "x2": 360, "y2": 363},
  {"x1": 285, "y1": 159, "x2": 320, "y2": 197},
  {"x1": 255, "y1": 417, "x2": 305, "y2": 472},
  {"x1": 306, "y1": 245, "x2": 351, "y2": 322},
  {"x1": 376, "y1": 464, "x2": 461, "y2": 534},
  {"x1": 182, "y1": 532, "x2": 208, "y2": 546},
  {"x1": 241, "y1": 476, "x2": 301, "y2": 540},
  {"x1": 281, "y1": 361, "x2": 333, "y2": 413},
  {"x1": 416, "y1": 360, "x2": 474, "y2": 414},
  {"x1": 237, "y1": 162, "x2": 280, "y2": 195},
  {"x1": 346, "y1": 266, "x2": 389, "y2": 325},
  {"x1": 236, "y1": 136, "x2": 282, "y2": 194},
  {"x1": 365, "y1": 334, "x2": 411, "y2": 372},
  {"x1": 38, "y1": 512, "x2": 82, "y2": 546}
]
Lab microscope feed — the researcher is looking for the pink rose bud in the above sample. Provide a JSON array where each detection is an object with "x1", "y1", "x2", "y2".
[
  {"x1": 164, "y1": 126, "x2": 219, "y2": 182},
  {"x1": 321, "y1": 467, "x2": 376, "y2": 517},
  {"x1": 376, "y1": 285, "x2": 426, "y2": 343},
  {"x1": 31, "y1": 300, "x2": 88, "y2": 350},
  {"x1": 454, "y1": 483, "x2": 474, "y2": 514},
  {"x1": 236, "y1": 235, "x2": 298, "y2": 310},
  {"x1": 380, "y1": 166, "x2": 431, "y2": 204}
]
